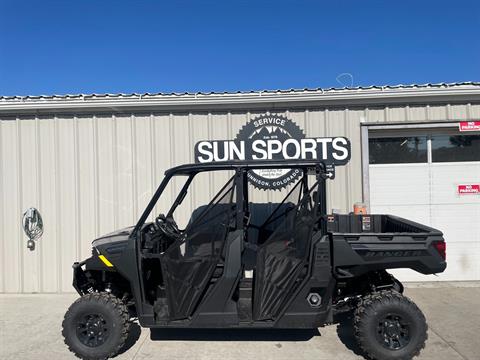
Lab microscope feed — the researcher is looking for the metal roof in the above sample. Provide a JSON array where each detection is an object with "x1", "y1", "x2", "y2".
[
  {"x1": 1, "y1": 82, "x2": 479, "y2": 101},
  {"x1": 1, "y1": 82, "x2": 479, "y2": 113}
]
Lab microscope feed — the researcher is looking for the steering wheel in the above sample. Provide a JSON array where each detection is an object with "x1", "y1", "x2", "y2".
[{"x1": 154, "y1": 214, "x2": 181, "y2": 238}]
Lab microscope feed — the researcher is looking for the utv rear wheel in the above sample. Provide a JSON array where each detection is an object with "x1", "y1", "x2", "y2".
[
  {"x1": 354, "y1": 290, "x2": 427, "y2": 360},
  {"x1": 62, "y1": 292, "x2": 130, "y2": 360}
]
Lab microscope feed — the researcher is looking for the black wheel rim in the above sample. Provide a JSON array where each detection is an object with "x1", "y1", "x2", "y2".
[
  {"x1": 76, "y1": 313, "x2": 110, "y2": 347},
  {"x1": 376, "y1": 313, "x2": 410, "y2": 350}
]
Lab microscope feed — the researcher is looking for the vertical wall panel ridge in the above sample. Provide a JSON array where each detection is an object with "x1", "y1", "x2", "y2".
[
  {"x1": 53, "y1": 116, "x2": 62, "y2": 292},
  {"x1": 16, "y1": 117, "x2": 24, "y2": 292},
  {"x1": 149, "y1": 114, "x2": 156, "y2": 222},
  {"x1": 93, "y1": 115, "x2": 100, "y2": 238},
  {"x1": 112, "y1": 115, "x2": 119, "y2": 229},
  {"x1": 130, "y1": 114, "x2": 138, "y2": 222},
  {"x1": 35, "y1": 116, "x2": 43, "y2": 292},
  {"x1": 0, "y1": 119, "x2": 4, "y2": 292},
  {"x1": 73, "y1": 116, "x2": 81, "y2": 269}
]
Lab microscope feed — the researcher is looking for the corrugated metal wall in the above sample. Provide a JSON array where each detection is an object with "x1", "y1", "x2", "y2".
[{"x1": 1, "y1": 103, "x2": 478, "y2": 292}]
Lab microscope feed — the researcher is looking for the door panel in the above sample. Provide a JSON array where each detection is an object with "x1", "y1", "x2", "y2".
[
  {"x1": 161, "y1": 176, "x2": 237, "y2": 320},
  {"x1": 161, "y1": 256, "x2": 218, "y2": 320},
  {"x1": 253, "y1": 241, "x2": 304, "y2": 320},
  {"x1": 253, "y1": 182, "x2": 318, "y2": 321},
  {"x1": 369, "y1": 165, "x2": 430, "y2": 207}
]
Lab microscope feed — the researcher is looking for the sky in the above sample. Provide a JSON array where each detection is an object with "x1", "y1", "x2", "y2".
[{"x1": 0, "y1": 0, "x2": 479, "y2": 96}]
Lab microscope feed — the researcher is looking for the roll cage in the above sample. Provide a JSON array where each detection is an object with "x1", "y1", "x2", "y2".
[{"x1": 132, "y1": 160, "x2": 331, "y2": 239}]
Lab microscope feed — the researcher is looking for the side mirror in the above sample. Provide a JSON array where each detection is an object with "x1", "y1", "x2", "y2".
[{"x1": 22, "y1": 207, "x2": 43, "y2": 251}]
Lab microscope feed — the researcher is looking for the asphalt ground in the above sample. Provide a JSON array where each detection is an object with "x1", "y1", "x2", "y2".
[{"x1": 1, "y1": 282, "x2": 479, "y2": 360}]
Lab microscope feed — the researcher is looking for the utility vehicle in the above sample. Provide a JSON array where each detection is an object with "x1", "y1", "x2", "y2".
[{"x1": 62, "y1": 160, "x2": 447, "y2": 360}]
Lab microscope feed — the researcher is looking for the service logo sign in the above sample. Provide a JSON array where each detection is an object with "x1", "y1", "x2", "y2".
[{"x1": 194, "y1": 113, "x2": 351, "y2": 190}]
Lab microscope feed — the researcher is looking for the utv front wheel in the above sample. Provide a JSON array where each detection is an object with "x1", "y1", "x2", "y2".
[
  {"x1": 62, "y1": 292, "x2": 130, "y2": 360},
  {"x1": 354, "y1": 290, "x2": 427, "y2": 360}
]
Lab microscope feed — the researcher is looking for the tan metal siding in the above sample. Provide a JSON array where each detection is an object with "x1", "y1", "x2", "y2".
[
  {"x1": 0, "y1": 116, "x2": 3, "y2": 292},
  {"x1": 2, "y1": 118, "x2": 22, "y2": 292},
  {"x1": 0, "y1": 102, "x2": 475, "y2": 292},
  {"x1": 450, "y1": 104, "x2": 469, "y2": 120},
  {"x1": 469, "y1": 103, "x2": 480, "y2": 118}
]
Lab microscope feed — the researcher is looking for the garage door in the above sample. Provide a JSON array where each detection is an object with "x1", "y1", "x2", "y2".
[{"x1": 369, "y1": 129, "x2": 480, "y2": 281}]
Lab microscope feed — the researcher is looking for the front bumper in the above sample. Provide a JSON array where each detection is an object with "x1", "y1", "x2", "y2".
[{"x1": 72, "y1": 261, "x2": 91, "y2": 295}]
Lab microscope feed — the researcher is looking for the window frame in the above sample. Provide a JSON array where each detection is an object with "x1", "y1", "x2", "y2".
[
  {"x1": 368, "y1": 135, "x2": 429, "y2": 165},
  {"x1": 368, "y1": 128, "x2": 480, "y2": 166},
  {"x1": 430, "y1": 133, "x2": 480, "y2": 163}
]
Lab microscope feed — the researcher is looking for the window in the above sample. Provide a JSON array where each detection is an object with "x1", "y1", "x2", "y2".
[
  {"x1": 431, "y1": 135, "x2": 480, "y2": 162},
  {"x1": 369, "y1": 137, "x2": 428, "y2": 164}
]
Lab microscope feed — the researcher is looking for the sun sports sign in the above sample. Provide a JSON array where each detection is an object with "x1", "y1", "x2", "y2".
[{"x1": 194, "y1": 113, "x2": 351, "y2": 190}]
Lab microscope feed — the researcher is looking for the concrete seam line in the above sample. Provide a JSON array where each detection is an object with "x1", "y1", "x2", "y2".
[
  {"x1": 428, "y1": 325, "x2": 470, "y2": 360},
  {"x1": 131, "y1": 331, "x2": 149, "y2": 360}
]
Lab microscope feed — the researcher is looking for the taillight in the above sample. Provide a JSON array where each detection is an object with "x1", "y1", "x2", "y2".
[{"x1": 433, "y1": 241, "x2": 446, "y2": 260}]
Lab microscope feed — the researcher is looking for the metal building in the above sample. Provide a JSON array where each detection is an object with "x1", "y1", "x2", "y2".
[{"x1": 1, "y1": 82, "x2": 479, "y2": 293}]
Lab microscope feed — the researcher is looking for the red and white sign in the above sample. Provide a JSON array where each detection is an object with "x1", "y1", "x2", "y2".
[
  {"x1": 459, "y1": 121, "x2": 480, "y2": 132},
  {"x1": 457, "y1": 184, "x2": 480, "y2": 195}
]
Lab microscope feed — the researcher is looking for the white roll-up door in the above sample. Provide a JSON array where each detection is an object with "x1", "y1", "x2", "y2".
[{"x1": 369, "y1": 129, "x2": 480, "y2": 281}]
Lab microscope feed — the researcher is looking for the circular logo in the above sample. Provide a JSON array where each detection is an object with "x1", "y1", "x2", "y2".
[{"x1": 235, "y1": 113, "x2": 305, "y2": 190}]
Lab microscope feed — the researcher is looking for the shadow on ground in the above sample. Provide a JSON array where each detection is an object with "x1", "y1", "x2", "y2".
[
  {"x1": 150, "y1": 328, "x2": 320, "y2": 342},
  {"x1": 117, "y1": 322, "x2": 142, "y2": 356},
  {"x1": 121, "y1": 312, "x2": 365, "y2": 357}
]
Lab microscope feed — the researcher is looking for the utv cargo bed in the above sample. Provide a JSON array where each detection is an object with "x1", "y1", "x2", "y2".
[{"x1": 328, "y1": 214, "x2": 447, "y2": 277}]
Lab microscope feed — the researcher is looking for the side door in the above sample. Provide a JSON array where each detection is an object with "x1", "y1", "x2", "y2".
[
  {"x1": 253, "y1": 176, "x2": 320, "y2": 321},
  {"x1": 160, "y1": 174, "x2": 238, "y2": 320}
]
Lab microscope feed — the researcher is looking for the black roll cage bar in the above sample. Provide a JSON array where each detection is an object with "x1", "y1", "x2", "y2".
[{"x1": 131, "y1": 160, "x2": 330, "y2": 237}]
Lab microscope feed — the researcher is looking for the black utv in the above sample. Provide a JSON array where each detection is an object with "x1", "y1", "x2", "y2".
[{"x1": 62, "y1": 160, "x2": 447, "y2": 360}]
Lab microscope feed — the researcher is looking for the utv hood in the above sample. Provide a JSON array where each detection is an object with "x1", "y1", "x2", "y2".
[{"x1": 92, "y1": 226, "x2": 135, "y2": 247}]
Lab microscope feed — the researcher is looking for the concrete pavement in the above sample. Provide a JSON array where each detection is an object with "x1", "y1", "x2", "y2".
[{"x1": 1, "y1": 282, "x2": 479, "y2": 360}]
